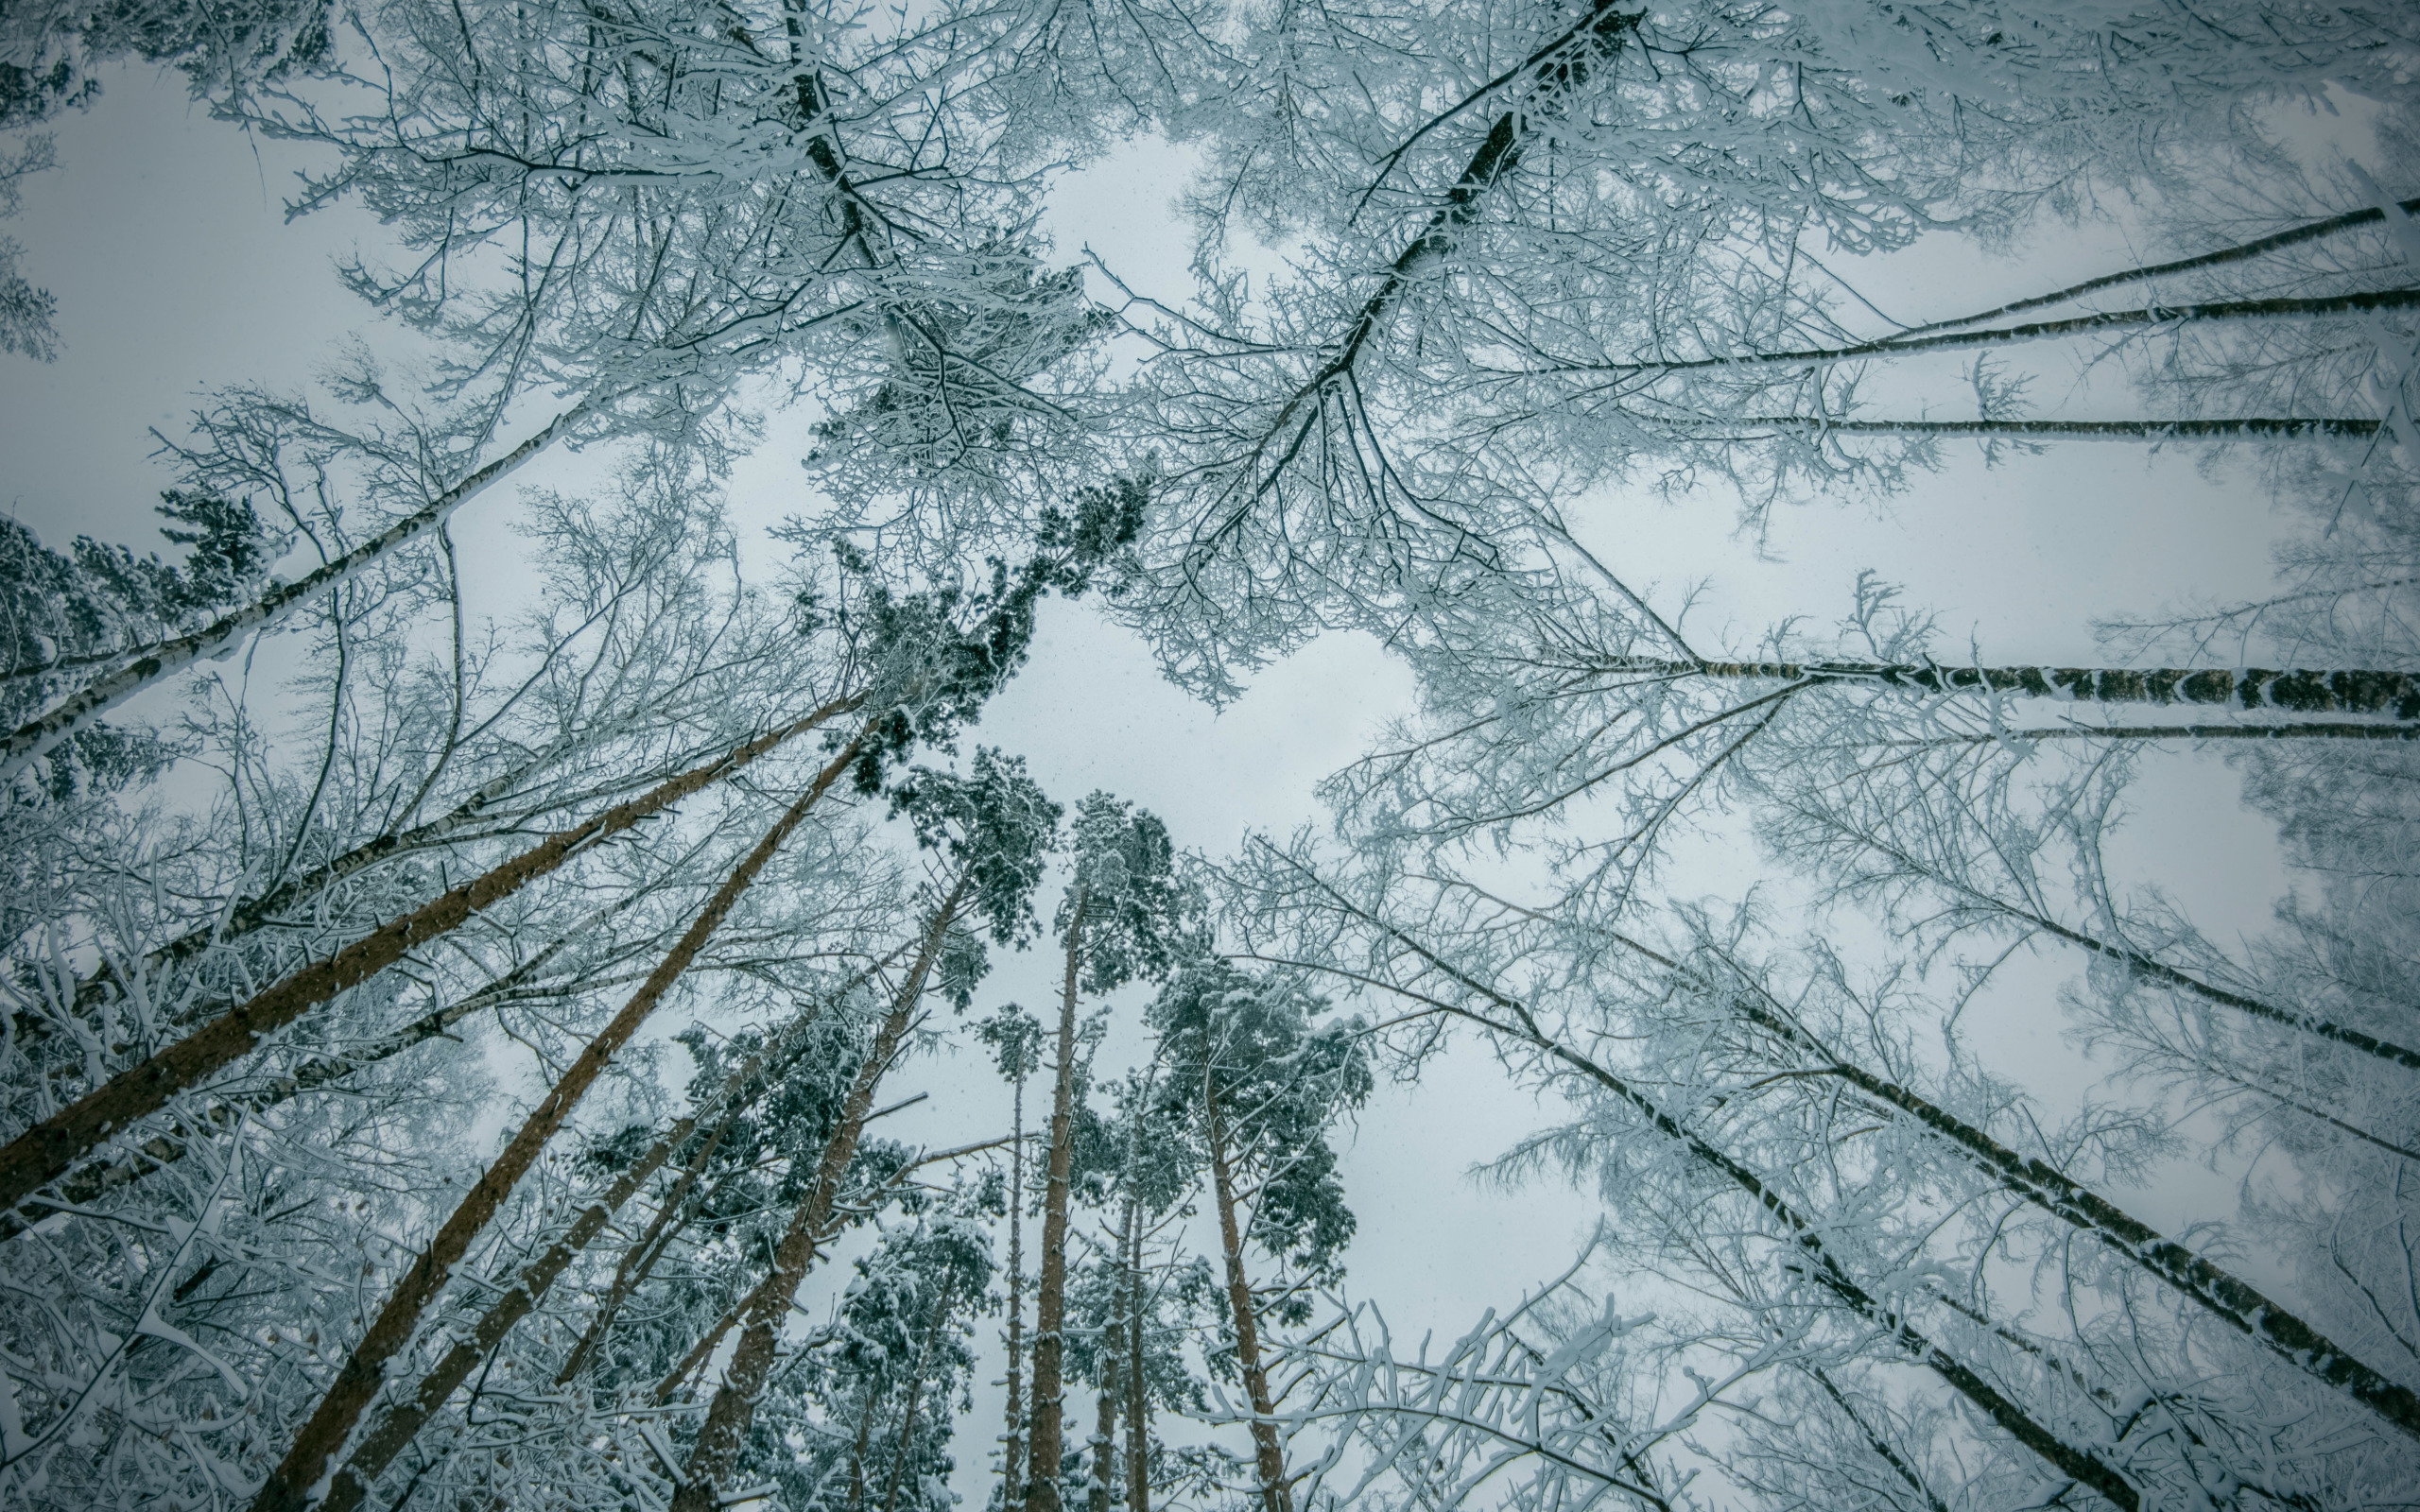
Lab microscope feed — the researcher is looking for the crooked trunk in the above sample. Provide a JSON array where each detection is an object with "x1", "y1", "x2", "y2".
[
  {"x1": 251, "y1": 738, "x2": 861, "y2": 1512},
  {"x1": 1204, "y1": 1075, "x2": 1293, "y2": 1512},
  {"x1": 670, "y1": 875, "x2": 969, "y2": 1512},
  {"x1": 1023, "y1": 889, "x2": 1086, "y2": 1512},
  {"x1": 1, "y1": 696, "x2": 861, "y2": 1221}
]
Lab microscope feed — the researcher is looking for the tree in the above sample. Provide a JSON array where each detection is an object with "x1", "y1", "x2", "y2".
[
  {"x1": 1024, "y1": 792, "x2": 1191, "y2": 1512},
  {"x1": 1148, "y1": 957, "x2": 1369, "y2": 1512},
  {"x1": 671, "y1": 747, "x2": 1060, "y2": 1512}
]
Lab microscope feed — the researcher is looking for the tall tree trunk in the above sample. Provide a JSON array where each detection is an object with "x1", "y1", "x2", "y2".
[
  {"x1": 1587, "y1": 289, "x2": 2420, "y2": 378},
  {"x1": 1203, "y1": 1074, "x2": 1294, "y2": 1512},
  {"x1": 1888, "y1": 192, "x2": 2420, "y2": 340},
  {"x1": 1589, "y1": 654, "x2": 2420, "y2": 723},
  {"x1": 3, "y1": 401, "x2": 591, "y2": 781},
  {"x1": 251, "y1": 740, "x2": 861, "y2": 1512},
  {"x1": 3, "y1": 938, "x2": 568, "y2": 1241},
  {"x1": 1124, "y1": 1196, "x2": 1149, "y2": 1512},
  {"x1": 881, "y1": 1278, "x2": 958, "y2": 1512},
  {"x1": 1023, "y1": 888, "x2": 1086, "y2": 1512},
  {"x1": 670, "y1": 875, "x2": 970, "y2": 1512},
  {"x1": 1089, "y1": 1372, "x2": 1117, "y2": 1512},
  {"x1": 1003, "y1": 1057, "x2": 1028, "y2": 1503},
  {"x1": 1720, "y1": 415, "x2": 2379, "y2": 442},
  {"x1": 1816, "y1": 820, "x2": 2420, "y2": 1072},
  {"x1": 0, "y1": 696, "x2": 861, "y2": 1220}
]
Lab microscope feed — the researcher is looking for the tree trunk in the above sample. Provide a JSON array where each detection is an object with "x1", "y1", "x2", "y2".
[
  {"x1": 1888, "y1": 193, "x2": 2420, "y2": 341},
  {"x1": 1203, "y1": 1074, "x2": 1294, "y2": 1512},
  {"x1": 313, "y1": 1109, "x2": 700, "y2": 1512},
  {"x1": 881, "y1": 1278, "x2": 957, "y2": 1512},
  {"x1": 1763, "y1": 1020, "x2": 2420, "y2": 1440},
  {"x1": 3, "y1": 401, "x2": 590, "y2": 781},
  {"x1": 1272, "y1": 856, "x2": 2147, "y2": 1508},
  {"x1": 1721, "y1": 415, "x2": 2379, "y2": 442},
  {"x1": 251, "y1": 740, "x2": 861, "y2": 1512},
  {"x1": 1590, "y1": 289, "x2": 2420, "y2": 378},
  {"x1": 670, "y1": 875, "x2": 970, "y2": 1512},
  {"x1": 1089, "y1": 1374, "x2": 1117, "y2": 1512},
  {"x1": 1003, "y1": 1057, "x2": 1028, "y2": 1503},
  {"x1": 3, "y1": 942, "x2": 564, "y2": 1241},
  {"x1": 1023, "y1": 888, "x2": 1086, "y2": 1512},
  {"x1": 1589, "y1": 654, "x2": 2420, "y2": 723},
  {"x1": 0, "y1": 697, "x2": 861, "y2": 1221},
  {"x1": 554, "y1": 1116, "x2": 738, "y2": 1390},
  {"x1": 1124, "y1": 1198, "x2": 1149, "y2": 1512}
]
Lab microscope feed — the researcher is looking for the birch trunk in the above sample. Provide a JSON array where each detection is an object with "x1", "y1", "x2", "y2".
[
  {"x1": 251, "y1": 738, "x2": 861, "y2": 1512},
  {"x1": 1023, "y1": 888, "x2": 1086, "y2": 1512},
  {"x1": 1274, "y1": 857, "x2": 2147, "y2": 1507},
  {"x1": 1591, "y1": 654, "x2": 2420, "y2": 723},
  {"x1": 2, "y1": 402, "x2": 589, "y2": 781},
  {"x1": 0, "y1": 696, "x2": 861, "y2": 1219},
  {"x1": 669, "y1": 875, "x2": 969, "y2": 1512}
]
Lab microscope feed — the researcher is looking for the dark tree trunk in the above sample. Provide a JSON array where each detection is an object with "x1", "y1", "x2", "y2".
[{"x1": 1023, "y1": 890, "x2": 1086, "y2": 1512}]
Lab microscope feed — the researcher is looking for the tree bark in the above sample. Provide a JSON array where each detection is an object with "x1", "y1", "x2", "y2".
[
  {"x1": 251, "y1": 738, "x2": 861, "y2": 1512},
  {"x1": 1089, "y1": 1374, "x2": 1118, "y2": 1512},
  {"x1": 1023, "y1": 888, "x2": 1087, "y2": 1512},
  {"x1": 1124, "y1": 1198, "x2": 1150, "y2": 1512},
  {"x1": 1203, "y1": 1074, "x2": 1294, "y2": 1512},
  {"x1": 313, "y1": 1110, "x2": 700, "y2": 1512},
  {"x1": 1719, "y1": 414, "x2": 2378, "y2": 442},
  {"x1": 1588, "y1": 654, "x2": 2420, "y2": 723},
  {"x1": 669, "y1": 874, "x2": 970, "y2": 1512},
  {"x1": 1580, "y1": 289, "x2": 2420, "y2": 378},
  {"x1": 1003, "y1": 1056, "x2": 1028, "y2": 1503},
  {"x1": 0, "y1": 696, "x2": 861, "y2": 1221},
  {"x1": 3, "y1": 401, "x2": 590, "y2": 781},
  {"x1": 1767, "y1": 1024, "x2": 2420, "y2": 1440}
]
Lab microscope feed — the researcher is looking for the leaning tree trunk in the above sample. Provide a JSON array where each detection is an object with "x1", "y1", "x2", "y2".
[
  {"x1": 1734, "y1": 996, "x2": 2420, "y2": 1441},
  {"x1": 1275, "y1": 855, "x2": 2149, "y2": 1508},
  {"x1": 1024, "y1": 888, "x2": 1087, "y2": 1512},
  {"x1": 0, "y1": 696, "x2": 861, "y2": 1220},
  {"x1": 669, "y1": 875, "x2": 970, "y2": 1512},
  {"x1": 251, "y1": 738, "x2": 861, "y2": 1512},
  {"x1": 1203, "y1": 1074, "x2": 1294, "y2": 1512},
  {"x1": 3, "y1": 401, "x2": 591, "y2": 781}
]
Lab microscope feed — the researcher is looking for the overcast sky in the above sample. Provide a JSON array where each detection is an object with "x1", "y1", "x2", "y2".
[{"x1": 0, "y1": 57, "x2": 2330, "y2": 1502}]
